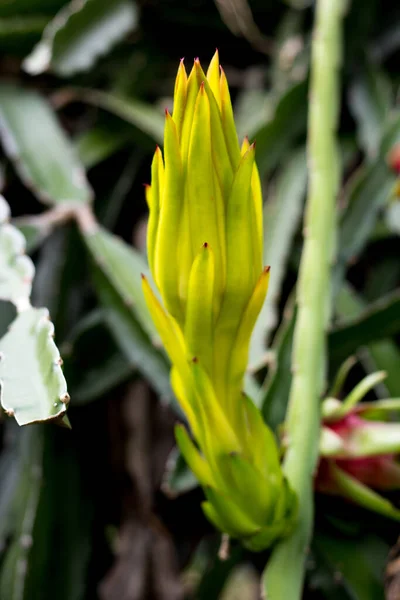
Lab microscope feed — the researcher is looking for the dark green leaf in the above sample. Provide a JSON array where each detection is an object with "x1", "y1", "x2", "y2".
[
  {"x1": 75, "y1": 88, "x2": 164, "y2": 145},
  {"x1": 21, "y1": 425, "x2": 94, "y2": 600},
  {"x1": 96, "y1": 151, "x2": 143, "y2": 229},
  {"x1": 161, "y1": 447, "x2": 198, "y2": 497},
  {"x1": 24, "y1": 0, "x2": 138, "y2": 77},
  {"x1": 249, "y1": 149, "x2": 306, "y2": 369},
  {"x1": 195, "y1": 544, "x2": 244, "y2": 600},
  {"x1": 332, "y1": 119, "x2": 400, "y2": 301},
  {"x1": 313, "y1": 531, "x2": 388, "y2": 600},
  {"x1": 253, "y1": 81, "x2": 308, "y2": 177},
  {"x1": 0, "y1": 422, "x2": 20, "y2": 551},
  {"x1": 84, "y1": 227, "x2": 157, "y2": 340},
  {"x1": 385, "y1": 201, "x2": 400, "y2": 235},
  {"x1": 75, "y1": 123, "x2": 133, "y2": 169},
  {"x1": 90, "y1": 265, "x2": 174, "y2": 405},
  {"x1": 84, "y1": 227, "x2": 173, "y2": 403},
  {"x1": 0, "y1": 85, "x2": 92, "y2": 206},
  {"x1": 32, "y1": 225, "x2": 88, "y2": 341},
  {"x1": 234, "y1": 88, "x2": 273, "y2": 144},
  {"x1": 260, "y1": 301, "x2": 296, "y2": 431},
  {"x1": 349, "y1": 65, "x2": 392, "y2": 159},
  {"x1": 338, "y1": 164, "x2": 395, "y2": 270},
  {"x1": 0, "y1": 423, "x2": 95, "y2": 600},
  {"x1": 0, "y1": 0, "x2": 66, "y2": 17},
  {"x1": 0, "y1": 16, "x2": 48, "y2": 50},
  {"x1": 335, "y1": 284, "x2": 400, "y2": 398},
  {"x1": 329, "y1": 289, "x2": 400, "y2": 362},
  {"x1": 12, "y1": 216, "x2": 57, "y2": 254},
  {"x1": 62, "y1": 310, "x2": 134, "y2": 405},
  {"x1": 0, "y1": 426, "x2": 44, "y2": 600}
]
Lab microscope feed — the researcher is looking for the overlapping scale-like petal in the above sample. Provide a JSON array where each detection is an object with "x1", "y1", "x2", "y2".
[{"x1": 143, "y1": 51, "x2": 297, "y2": 550}]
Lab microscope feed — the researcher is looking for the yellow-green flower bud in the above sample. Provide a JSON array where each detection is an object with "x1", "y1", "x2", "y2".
[{"x1": 143, "y1": 51, "x2": 297, "y2": 550}]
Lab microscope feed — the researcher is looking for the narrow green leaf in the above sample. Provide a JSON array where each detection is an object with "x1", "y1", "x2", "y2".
[
  {"x1": 74, "y1": 88, "x2": 164, "y2": 145},
  {"x1": 96, "y1": 151, "x2": 143, "y2": 229},
  {"x1": 0, "y1": 15, "x2": 48, "y2": 39},
  {"x1": 32, "y1": 225, "x2": 88, "y2": 342},
  {"x1": 336, "y1": 114, "x2": 400, "y2": 275},
  {"x1": 371, "y1": 22, "x2": 400, "y2": 62},
  {"x1": 335, "y1": 284, "x2": 400, "y2": 397},
  {"x1": 385, "y1": 201, "x2": 400, "y2": 235},
  {"x1": 249, "y1": 150, "x2": 306, "y2": 369},
  {"x1": 0, "y1": 426, "x2": 44, "y2": 600},
  {"x1": 0, "y1": 423, "x2": 19, "y2": 551},
  {"x1": 260, "y1": 302, "x2": 296, "y2": 431},
  {"x1": 313, "y1": 532, "x2": 388, "y2": 600},
  {"x1": 0, "y1": 84, "x2": 92, "y2": 206},
  {"x1": 349, "y1": 64, "x2": 392, "y2": 159},
  {"x1": 75, "y1": 123, "x2": 133, "y2": 169},
  {"x1": 179, "y1": 541, "x2": 242, "y2": 600},
  {"x1": 84, "y1": 226, "x2": 157, "y2": 341},
  {"x1": 0, "y1": 0, "x2": 66, "y2": 17},
  {"x1": 24, "y1": 0, "x2": 138, "y2": 77},
  {"x1": 0, "y1": 307, "x2": 69, "y2": 425},
  {"x1": 253, "y1": 81, "x2": 308, "y2": 177},
  {"x1": 332, "y1": 465, "x2": 400, "y2": 521},
  {"x1": 329, "y1": 289, "x2": 400, "y2": 362},
  {"x1": 12, "y1": 218, "x2": 51, "y2": 254},
  {"x1": 62, "y1": 310, "x2": 134, "y2": 405},
  {"x1": 234, "y1": 87, "x2": 272, "y2": 144},
  {"x1": 0, "y1": 423, "x2": 95, "y2": 600},
  {"x1": 21, "y1": 426, "x2": 94, "y2": 600},
  {"x1": 162, "y1": 447, "x2": 198, "y2": 497},
  {"x1": 83, "y1": 226, "x2": 173, "y2": 403},
  {"x1": 0, "y1": 196, "x2": 34, "y2": 309},
  {"x1": 90, "y1": 265, "x2": 174, "y2": 406}
]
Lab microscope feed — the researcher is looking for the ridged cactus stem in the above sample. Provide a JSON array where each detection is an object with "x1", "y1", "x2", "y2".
[{"x1": 264, "y1": 0, "x2": 344, "y2": 597}]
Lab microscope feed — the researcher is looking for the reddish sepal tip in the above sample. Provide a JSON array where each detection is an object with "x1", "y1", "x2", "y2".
[{"x1": 387, "y1": 144, "x2": 400, "y2": 175}]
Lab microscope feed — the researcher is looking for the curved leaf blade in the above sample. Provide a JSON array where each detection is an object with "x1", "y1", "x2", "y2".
[
  {"x1": 330, "y1": 289, "x2": 400, "y2": 361},
  {"x1": 24, "y1": 0, "x2": 138, "y2": 77},
  {"x1": 0, "y1": 84, "x2": 92, "y2": 206},
  {"x1": 83, "y1": 227, "x2": 173, "y2": 404},
  {"x1": 75, "y1": 88, "x2": 165, "y2": 145},
  {"x1": 249, "y1": 150, "x2": 306, "y2": 370}
]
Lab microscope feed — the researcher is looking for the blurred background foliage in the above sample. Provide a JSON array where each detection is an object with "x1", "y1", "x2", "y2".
[{"x1": 0, "y1": 0, "x2": 399, "y2": 598}]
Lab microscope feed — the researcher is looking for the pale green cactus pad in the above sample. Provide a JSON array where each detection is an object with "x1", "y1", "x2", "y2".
[
  {"x1": 0, "y1": 196, "x2": 34, "y2": 310},
  {"x1": 0, "y1": 307, "x2": 69, "y2": 425},
  {"x1": 0, "y1": 196, "x2": 69, "y2": 426}
]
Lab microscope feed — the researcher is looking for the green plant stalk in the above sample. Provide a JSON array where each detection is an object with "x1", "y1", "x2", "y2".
[{"x1": 263, "y1": 0, "x2": 343, "y2": 597}]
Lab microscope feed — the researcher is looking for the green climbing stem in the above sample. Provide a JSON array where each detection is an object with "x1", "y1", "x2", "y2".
[{"x1": 263, "y1": 0, "x2": 344, "y2": 597}]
